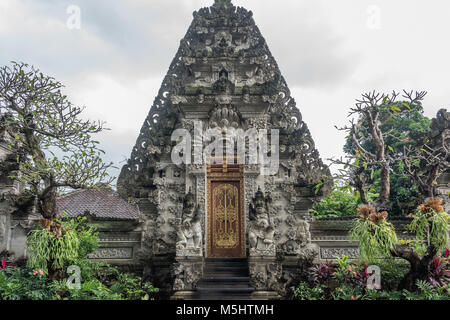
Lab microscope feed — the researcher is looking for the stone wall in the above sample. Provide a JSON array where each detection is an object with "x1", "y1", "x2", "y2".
[
  {"x1": 88, "y1": 220, "x2": 142, "y2": 267},
  {"x1": 310, "y1": 218, "x2": 417, "y2": 261}
]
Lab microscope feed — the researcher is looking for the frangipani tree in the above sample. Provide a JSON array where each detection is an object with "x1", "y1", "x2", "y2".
[
  {"x1": 0, "y1": 62, "x2": 113, "y2": 220},
  {"x1": 331, "y1": 90, "x2": 427, "y2": 212}
]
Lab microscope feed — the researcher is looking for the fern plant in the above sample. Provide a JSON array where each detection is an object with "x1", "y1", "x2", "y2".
[
  {"x1": 408, "y1": 199, "x2": 449, "y2": 251},
  {"x1": 350, "y1": 206, "x2": 398, "y2": 262},
  {"x1": 26, "y1": 216, "x2": 99, "y2": 275}
]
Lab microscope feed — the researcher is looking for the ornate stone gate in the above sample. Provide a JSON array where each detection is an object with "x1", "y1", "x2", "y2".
[{"x1": 116, "y1": 0, "x2": 332, "y2": 298}]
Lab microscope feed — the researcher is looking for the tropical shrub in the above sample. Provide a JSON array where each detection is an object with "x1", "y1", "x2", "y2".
[
  {"x1": 374, "y1": 259, "x2": 410, "y2": 291},
  {"x1": 408, "y1": 199, "x2": 449, "y2": 252},
  {"x1": 5, "y1": 216, "x2": 160, "y2": 300},
  {"x1": 350, "y1": 207, "x2": 398, "y2": 262},
  {"x1": 402, "y1": 280, "x2": 449, "y2": 300},
  {"x1": 428, "y1": 254, "x2": 450, "y2": 289},
  {"x1": 0, "y1": 267, "x2": 55, "y2": 300},
  {"x1": 109, "y1": 273, "x2": 159, "y2": 300},
  {"x1": 307, "y1": 261, "x2": 334, "y2": 286},
  {"x1": 26, "y1": 216, "x2": 99, "y2": 277},
  {"x1": 310, "y1": 185, "x2": 377, "y2": 219},
  {"x1": 293, "y1": 256, "x2": 449, "y2": 300},
  {"x1": 293, "y1": 282, "x2": 326, "y2": 300},
  {"x1": 350, "y1": 200, "x2": 449, "y2": 291}
]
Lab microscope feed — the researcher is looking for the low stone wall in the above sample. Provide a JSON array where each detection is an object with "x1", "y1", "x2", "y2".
[
  {"x1": 88, "y1": 220, "x2": 142, "y2": 266},
  {"x1": 310, "y1": 217, "x2": 417, "y2": 261},
  {"x1": 0, "y1": 216, "x2": 143, "y2": 267}
]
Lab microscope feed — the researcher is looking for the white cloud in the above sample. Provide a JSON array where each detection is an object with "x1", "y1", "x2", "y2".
[{"x1": 1, "y1": 0, "x2": 449, "y2": 178}]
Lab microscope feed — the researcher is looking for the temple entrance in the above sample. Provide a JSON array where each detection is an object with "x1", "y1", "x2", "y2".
[{"x1": 207, "y1": 160, "x2": 245, "y2": 258}]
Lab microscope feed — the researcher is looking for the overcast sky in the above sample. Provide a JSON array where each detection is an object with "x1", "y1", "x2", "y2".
[{"x1": 1, "y1": 0, "x2": 449, "y2": 180}]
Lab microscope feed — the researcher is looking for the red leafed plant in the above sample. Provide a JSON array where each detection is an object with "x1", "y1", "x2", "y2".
[
  {"x1": 428, "y1": 255, "x2": 450, "y2": 289},
  {"x1": 0, "y1": 259, "x2": 13, "y2": 270},
  {"x1": 308, "y1": 261, "x2": 334, "y2": 285}
]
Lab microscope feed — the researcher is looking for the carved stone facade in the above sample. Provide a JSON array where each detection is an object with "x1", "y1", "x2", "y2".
[
  {"x1": 117, "y1": 0, "x2": 331, "y2": 297},
  {"x1": 0, "y1": 114, "x2": 33, "y2": 260}
]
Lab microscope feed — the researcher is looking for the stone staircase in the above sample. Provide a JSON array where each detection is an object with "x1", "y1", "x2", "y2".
[{"x1": 193, "y1": 258, "x2": 255, "y2": 300}]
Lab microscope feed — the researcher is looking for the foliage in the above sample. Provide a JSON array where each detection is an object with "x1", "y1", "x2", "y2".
[
  {"x1": 331, "y1": 90, "x2": 427, "y2": 210},
  {"x1": 293, "y1": 282, "x2": 326, "y2": 300},
  {"x1": 334, "y1": 256, "x2": 368, "y2": 290},
  {"x1": 343, "y1": 101, "x2": 432, "y2": 215},
  {"x1": 109, "y1": 273, "x2": 159, "y2": 300},
  {"x1": 331, "y1": 283, "x2": 364, "y2": 300},
  {"x1": 308, "y1": 261, "x2": 334, "y2": 285},
  {"x1": 310, "y1": 184, "x2": 376, "y2": 219},
  {"x1": 26, "y1": 222, "x2": 79, "y2": 273},
  {"x1": 4, "y1": 219, "x2": 158, "y2": 300},
  {"x1": 402, "y1": 280, "x2": 449, "y2": 300},
  {"x1": 428, "y1": 254, "x2": 450, "y2": 289},
  {"x1": 51, "y1": 268, "x2": 158, "y2": 300},
  {"x1": 374, "y1": 259, "x2": 410, "y2": 291},
  {"x1": 0, "y1": 267, "x2": 55, "y2": 300},
  {"x1": 26, "y1": 216, "x2": 99, "y2": 274},
  {"x1": 350, "y1": 207, "x2": 398, "y2": 262},
  {"x1": 0, "y1": 263, "x2": 158, "y2": 300},
  {"x1": 0, "y1": 61, "x2": 114, "y2": 219},
  {"x1": 408, "y1": 199, "x2": 449, "y2": 252},
  {"x1": 293, "y1": 256, "x2": 449, "y2": 300},
  {"x1": 52, "y1": 278, "x2": 121, "y2": 300},
  {"x1": 62, "y1": 216, "x2": 100, "y2": 258}
]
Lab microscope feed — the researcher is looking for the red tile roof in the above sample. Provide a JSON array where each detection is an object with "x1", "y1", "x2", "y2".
[{"x1": 56, "y1": 188, "x2": 139, "y2": 220}]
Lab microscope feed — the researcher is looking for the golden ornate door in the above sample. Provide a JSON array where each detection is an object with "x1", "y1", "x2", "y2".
[{"x1": 207, "y1": 162, "x2": 245, "y2": 258}]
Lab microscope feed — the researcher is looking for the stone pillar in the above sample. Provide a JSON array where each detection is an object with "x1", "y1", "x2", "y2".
[
  {"x1": 172, "y1": 167, "x2": 206, "y2": 299},
  {"x1": 248, "y1": 256, "x2": 281, "y2": 300},
  {"x1": 171, "y1": 256, "x2": 204, "y2": 300}
]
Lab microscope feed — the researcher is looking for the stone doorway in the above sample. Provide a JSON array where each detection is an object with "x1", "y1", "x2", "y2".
[{"x1": 206, "y1": 160, "x2": 245, "y2": 258}]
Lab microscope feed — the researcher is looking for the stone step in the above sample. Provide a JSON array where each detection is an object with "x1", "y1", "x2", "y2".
[
  {"x1": 190, "y1": 258, "x2": 255, "y2": 300},
  {"x1": 196, "y1": 287, "x2": 255, "y2": 294},
  {"x1": 203, "y1": 271, "x2": 249, "y2": 278},
  {"x1": 204, "y1": 258, "x2": 247, "y2": 263},
  {"x1": 189, "y1": 293, "x2": 255, "y2": 300},
  {"x1": 204, "y1": 263, "x2": 248, "y2": 269},
  {"x1": 201, "y1": 276, "x2": 250, "y2": 282},
  {"x1": 197, "y1": 282, "x2": 252, "y2": 289},
  {"x1": 203, "y1": 261, "x2": 248, "y2": 267}
]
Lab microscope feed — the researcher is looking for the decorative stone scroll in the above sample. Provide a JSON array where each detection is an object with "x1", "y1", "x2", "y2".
[
  {"x1": 320, "y1": 247, "x2": 359, "y2": 260},
  {"x1": 172, "y1": 257, "x2": 203, "y2": 292},
  {"x1": 89, "y1": 247, "x2": 134, "y2": 260}
]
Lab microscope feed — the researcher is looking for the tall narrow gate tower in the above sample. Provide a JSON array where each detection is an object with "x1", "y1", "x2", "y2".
[{"x1": 117, "y1": 0, "x2": 331, "y2": 299}]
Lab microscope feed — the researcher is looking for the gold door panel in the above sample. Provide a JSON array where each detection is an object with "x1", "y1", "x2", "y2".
[{"x1": 207, "y1": 162, "x2": 245, "y2": 258}]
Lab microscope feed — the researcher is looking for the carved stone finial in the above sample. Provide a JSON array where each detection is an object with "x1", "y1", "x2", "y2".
[{"x1": 213, "y1": 0, "x2": 233, "y2": 10}]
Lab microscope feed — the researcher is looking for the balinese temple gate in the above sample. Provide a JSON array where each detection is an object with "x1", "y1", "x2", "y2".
[{"x1": 117, "y1": 0, "x2": 331, "y2": 299}]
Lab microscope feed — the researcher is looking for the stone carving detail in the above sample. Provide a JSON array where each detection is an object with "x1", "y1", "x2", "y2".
[
  {"x1": 176, "y1": 189, "x2": 203, "y2": 257},
  {"x1": 248, "y1": 187, "x2": 275, "y2": 256},
  {"x1": 89, "y1": 247, "x2": 133, "y2": 260},
  {"x1": 282, "y1": 219, "x2": 312, "y2": 255},
  {"x1": 249, "y1": 261, "x2": 282, "y2": 292},
  {"x1": 172, "y1": 260, "x2": 203, "y2": 291},
  {"x1": 320, "y1": 247, "x2": 359, "y2": 259}
]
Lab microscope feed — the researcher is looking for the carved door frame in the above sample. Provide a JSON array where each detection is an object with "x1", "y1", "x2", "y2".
[{"x1": 206, "y1": 161, "x2": 245, "y2": 258}]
